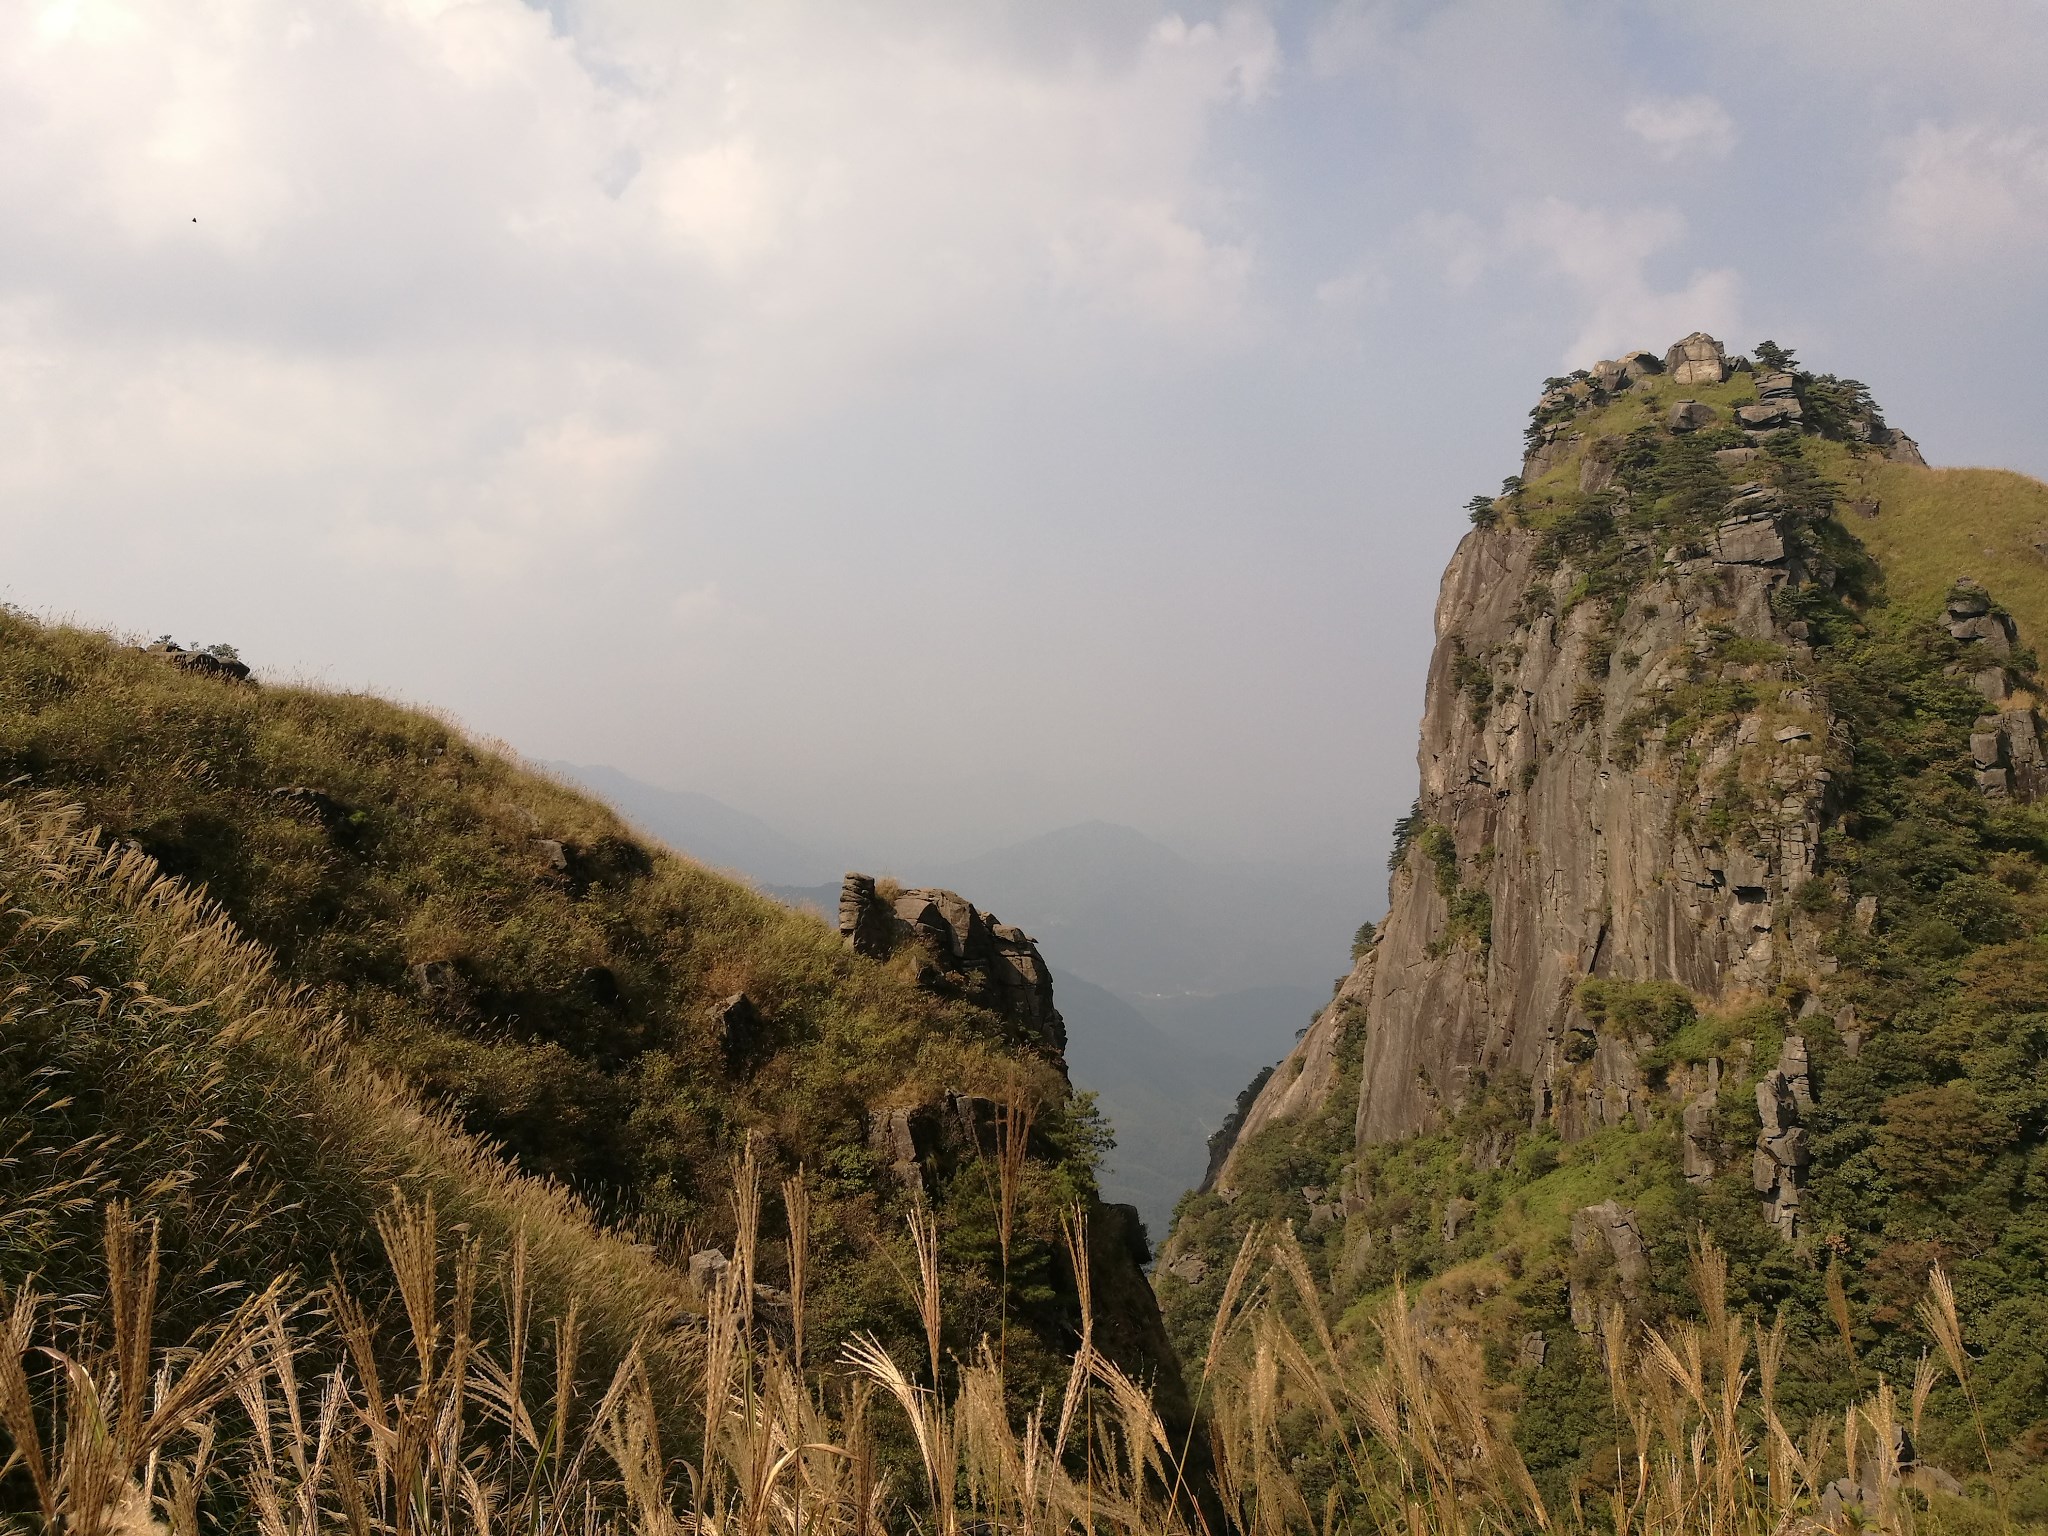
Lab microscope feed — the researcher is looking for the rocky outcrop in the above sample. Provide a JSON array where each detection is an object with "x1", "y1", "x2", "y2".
[
  {"x1": 1751, "y1": 1035, "x2": 1811, "y2": 1240},
  {"x1": 1946, "y1": 578, "x2": 2021, "y2": 707},
  {"x1": 1569, "y1": 1200, "x2": 1648, "y2": 1332},
  {"x1": 1880, "y1": 429, "x2": 1927, "y2": 466},
  {"x1": 864, "y1": 1092, "x2": 1002, "y2": 1203},
  {"x1": 839, "y1": 873, "x2": 893, "y2": 957},
  {"x1": 141, "y1": 639, "x2": 252, "y2": 682},
  {"x1": 1665, "y1": 332, "x2": 1728, "y2": 386},
  {"x1": 1973, "y1": 707, "x2": 2047, "y2": 799},
  {"x1": 836, "y1": 874, "x2": 1065, "y2": 1052},
  {"x1": 836, "y1": 872, "x2": 1186, "y2": 1416},
  {"x1": 712, "y1": 992, "x2": 762, "y2": 1062},
  {"x1": 1677, "y1": 1057, "x2": 1722, "y2": 1184},
  {"x1": 1735, "y1": 370, "x2": 1804, "y2": 432}
]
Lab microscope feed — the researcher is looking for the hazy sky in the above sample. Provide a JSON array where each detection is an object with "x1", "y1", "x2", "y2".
[{"x1": 8, "y1": 0, "x2": 2048, "y2": 866}]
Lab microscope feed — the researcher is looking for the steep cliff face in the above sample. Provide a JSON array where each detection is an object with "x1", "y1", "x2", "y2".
[
  {"x1": 1161, "y1": 335, "x2": 2048, "y2": 1495},
  {"x1": 1213, "y1": 334, "x2": 1853, "y2": 1169},
  {"x1": 1356, "y1": 486, "x2": 1832, "y2": 1144}
]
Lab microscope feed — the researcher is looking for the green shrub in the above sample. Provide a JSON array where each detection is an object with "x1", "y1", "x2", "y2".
[{"x1": 1575, "y1": 979, "x2": 1696, "y2": 1041}]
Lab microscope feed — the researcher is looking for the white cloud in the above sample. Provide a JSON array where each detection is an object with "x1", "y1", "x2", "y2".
[
  {"x1": 1624, "y1": 94, "x2": 1736, "y2": 161},
  {"x1": 1503, "y1": 197, "x2": 1741, "y2": 367},
  {"x1": 0, "y1": 0, "x2": 1277, "y2": 578},
  {"x1": 1884, "y1": 121, "x2": 2048, "y2": 261},
  {"x1": 1314, "y1": 262, "x2": 1390, "y2": 311}
]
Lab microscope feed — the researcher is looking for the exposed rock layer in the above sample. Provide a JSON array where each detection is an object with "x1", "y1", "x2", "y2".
[{"x1": 837, "y1": 873, "x2": 1065, "y2": 1053}]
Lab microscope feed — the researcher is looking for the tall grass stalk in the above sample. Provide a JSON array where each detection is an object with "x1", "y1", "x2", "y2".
[{"x1": 0, "y1": 1201, "x2": 1998, "y2": 1536}]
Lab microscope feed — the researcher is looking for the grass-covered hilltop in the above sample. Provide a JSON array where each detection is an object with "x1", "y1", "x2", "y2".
[
  {"x1": 1162, "y1": 332, "x2": 2048, "y2": 1530},
  {"x1": 0, "y1": 614, "x2": 1194, "y2": 1522},
  {"x1": 7, "y1": 333, "x2": 2048, "y2": 1536}
]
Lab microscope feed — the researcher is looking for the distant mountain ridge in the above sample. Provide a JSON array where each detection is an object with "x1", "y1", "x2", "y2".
[
  {"x1": 545, "y1": 762, "x2": 838, "y2": 886},
  {"x1": 1051, "y1": 968, "x2": 1278, "y2": 1241},
  {"x1": 570, "y1": 768, "x2": 1378, "y2": 1006}
]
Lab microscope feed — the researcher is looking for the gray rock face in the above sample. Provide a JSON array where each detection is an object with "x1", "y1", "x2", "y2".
[
  {"x1": 1752, "y1": 1035, "x2": 1811, "y2": 1240},
  {"x1": 1881, "y1": 429, "x2": 1928, "y2": 466},
  {"x1": 1165, "y1": 1249, "x2": 1208, "y2": 1287},
  {"x1": 1619, "y1": 350, "x2": 1664, "y2": 384},
  {"x1": 1971, "y1": 708, "x2": 2046, "y2": 800},
  {"x1": 1947, "y1": 580, "x2": 2015, "y2": 657},
  {"x1": 687, "y1": 1248, "x2": 731, "y2": 1302},
  {"x1": 1350, "y1": 490, "x2": 1832, "y2": 1149},
  {"x1": 838, "y1": 873, "x2": 892, "y2": 957},
  {"x1": 1946, "y1": 580, "x2": 2019, "y2": 711},
  {"x1": 1569, "y1": 1200, "x2": 1647, "y2": 1332},
  {"x1": 1947, "y1": 580, "x2": 1992, "y2": 618},
  {"x1": 1950, "y1": 615, "x2": 2012, "y2": 655},
  {"x1": 1441, "y1": 1196, "x2": 1476, "y2": 1242},
  {"x1": 1712, "y1": 506, "x2": 1789, "y2": 565},
  {"x1": 1667, "y1": 400, "x2": 1718, "y2": 433},
  {"x1": 867, "y1": 1105, "x2": 930, "y2": 1200},
  {"x1": 1680, "y1": 1057, "x2": 1721, "y2": 1184},
  {"x1": 1735, "y1": 399, "x2": 1800, "y2": 432},
  {"x1": 1665, "y1": 332, "x2": 1728, "y2": 386},
  {"x1": 1522, "y1": 428, "x2": 1580, "y2": 482},
  {"x1": 1578, "y1": 437, "x2": 1621, "y2": 492}
]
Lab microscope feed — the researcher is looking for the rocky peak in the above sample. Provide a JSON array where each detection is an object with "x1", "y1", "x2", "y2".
[
  {"x1": 837, "y1": 869, "x2": 1186, "y2": 1426},
  {"x1": 838, "y1": 872, "x2": 1065, "y2": 1054},
  {"x1": 1522, "y1": 331, "x2": 1924, "y2": 483}
]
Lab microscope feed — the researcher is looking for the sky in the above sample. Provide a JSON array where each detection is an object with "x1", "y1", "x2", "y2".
[{"x1": 7, "y1": 0, "x2": 2048, "y2": 869}]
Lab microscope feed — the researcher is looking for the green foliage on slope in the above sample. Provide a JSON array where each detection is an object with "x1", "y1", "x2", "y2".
[
  {"x1": 0, "y1": 612, "x2": 1142, "y2": 1408},
  {"x1": 0, "y1": 791, "x2": 698, "y2": 1408}
]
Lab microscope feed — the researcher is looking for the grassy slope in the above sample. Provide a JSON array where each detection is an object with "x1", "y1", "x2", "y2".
[
  {"x1": 0, "y1": 791, "x2": 696, "y2": 1388},
  {"x1": 0, "y1": 613, "x2": 1151, "y2": 1407},
  {"x1": 1840, "y1": 458, "x2": 2048, "y2": 645}
]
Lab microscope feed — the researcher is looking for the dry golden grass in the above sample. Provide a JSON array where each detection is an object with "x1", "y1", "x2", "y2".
[
  {"x1": 0, "y1": 1182, "x2": 2009, "y2": 1536},
  {"x1": 1831, "y1": 454, "x2": 2048, "y2": 648}
]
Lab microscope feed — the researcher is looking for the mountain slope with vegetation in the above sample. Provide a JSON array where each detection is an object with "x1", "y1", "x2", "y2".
[
  {"x1": 0, "y1": 613, "x2": 1181, "y2": 1421},
  {"x1": 1161, "y1": 334, "x2": 2048, "y2": 1523}
]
